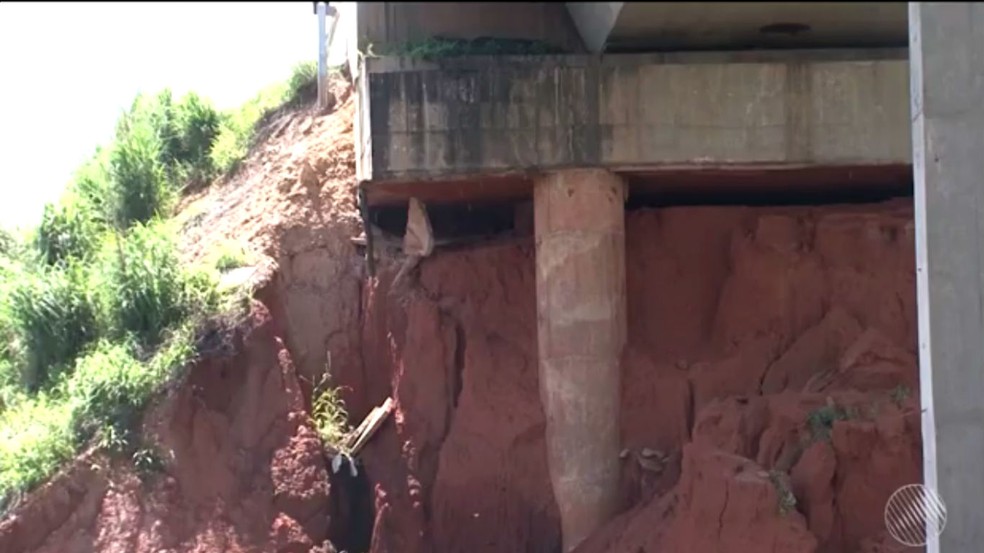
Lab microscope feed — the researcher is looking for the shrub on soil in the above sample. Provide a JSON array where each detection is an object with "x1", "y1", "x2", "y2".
[{"x1": 0, "y1": 59, "x2": 334, "y2": 514}]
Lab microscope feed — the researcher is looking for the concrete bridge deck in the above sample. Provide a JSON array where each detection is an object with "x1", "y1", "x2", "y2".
[{"x1": 356, "y1": 48, "x2": 910, "y2": 206}]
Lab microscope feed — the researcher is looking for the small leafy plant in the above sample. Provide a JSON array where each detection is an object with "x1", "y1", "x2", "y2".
[
  {"x1": 807, "y1": 403, "x2": 850, "y2": 442},
  {"x1": 310, "y1": 374, "x2": 351, "y2": 452}
]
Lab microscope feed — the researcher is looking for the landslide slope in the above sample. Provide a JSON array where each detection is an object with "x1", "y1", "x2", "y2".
[{"x1": 2, "y1": 75, "x2": 921, "y2": 553}]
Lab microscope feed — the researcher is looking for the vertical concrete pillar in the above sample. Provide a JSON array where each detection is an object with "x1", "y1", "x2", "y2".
[
  {"x1": 534, "y1": 169, "x2": 626, "y2": 551},
  {"x1": 909, "y1": 3, "x2": 984, "y2": 551}
]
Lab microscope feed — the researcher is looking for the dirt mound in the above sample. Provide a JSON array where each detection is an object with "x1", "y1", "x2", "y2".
[
  {"x1": 178, "y1": 75, "x2": 364, "y2": 398},
  {"x1": 2, "y1": 73, "x2": 922, "y2": 553}
]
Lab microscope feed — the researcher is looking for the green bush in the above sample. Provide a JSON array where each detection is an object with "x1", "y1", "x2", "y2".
[
  {"x1": 35, "y1": 200, "x2": 100, "y2": 265},
  {"x1": 64, "y1": 341, "x2": 152, "y2": 451},
  {"x1": 0, "y1": 228, "x2": 17, "y2": 259},
  {"x1": 132, "y1": 90, "x2": 220, "y2": 173},
  {"x1": 98, "y1": 223, "x2": 217, "y2": 347},
  {"x1": 1, "y1": 263, "x2": 99, "y2": 392},
  {"x1": 0, "y1": 394, "x2": 74, "y2": 502},
  {"x1": 109, "y1": 113, "x2": 171, "y2": 229},
  {"x1": 0, "y1": 328, "x2": 198, "y2": 503},
  {"x1": 69, "y1": 149, "x2": 114, "y2": 229},
  {"x1": 145, "y1": 90, "x2": 184, "y2": 169},
  {"x1": 285, "y1": 61, "x2": 318, "y2": 106},
  {"x1": 0, "y1": 59, "x2": 319, "y2": 511},
  {"x1": 176, "y1": 92, "x2": 222, "y2": 173}
]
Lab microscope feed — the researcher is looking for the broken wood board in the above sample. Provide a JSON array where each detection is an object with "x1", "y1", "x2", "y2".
[{"x1": 341, "y1": 397, "x2": 394, "y2": 456}]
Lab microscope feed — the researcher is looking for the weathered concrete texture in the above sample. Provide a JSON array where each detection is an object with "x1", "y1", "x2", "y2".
[
  {"x1": 909, "y1": 3, "x2": 984, "y2": 552},
  {"x1": 359, "y1": 50, "x2": 911, "y2": 184},
  {"x1": 567, "y1": 2, "x2": 907, "y2": 53},
  {"x1": 534, "y1": 169, "x2": 626, "y2": 552},
  {"x1": 355, "y1": 2, "x2": 585, "y2": 55}
]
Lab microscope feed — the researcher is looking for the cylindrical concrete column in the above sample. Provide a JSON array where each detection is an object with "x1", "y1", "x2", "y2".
[{"x1": 534, "y1": 169, "x2": 626, "y2": 552}]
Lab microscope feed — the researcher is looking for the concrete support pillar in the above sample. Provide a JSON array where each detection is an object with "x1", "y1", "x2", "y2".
[
  {"x1": 534, "y1": 169, "x2": 626, "y2": 551},
  {"x1": 909, "y1": 3, "x2": 984, "y2": 551}
]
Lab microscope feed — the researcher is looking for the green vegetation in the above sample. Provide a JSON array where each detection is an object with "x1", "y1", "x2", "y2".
[
  {"x1": 1, "y1": 261, "x2": 99, "y2": 392},
  {"x1": 310, "y1": 374, "x2": 352, "y2": 452},
  {"x1": 209, "y1": 239, "x2": 255, "y2": 272},
  {"x1": 132, "y1": 447, "x2": 167, "y2": 481},
  {"x1": 211, "y1": 61, "x2": 318, "y2": 175},
  {"x1": 379, "y1": 36, "x2": 567, "y2": 60},
  {"x1": 0, "y1": 60, "x2": 323, "y2": 513},
  {"x1": 806, "y1": 402, "x2": 852, "y2": 442},
  {"x1": 890, "y1": 384, "x2": 911, "y2": 406}
]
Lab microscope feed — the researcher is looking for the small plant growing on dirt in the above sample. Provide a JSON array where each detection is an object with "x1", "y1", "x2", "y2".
[
  {"x1": 210, "y1": 240, "x2": 254, "y2": 272},
  {"x1": 132, "y1": 447, "x2": 166, "y2": 481},
  {"x1": 769, "y1": 469, "x2": 798, "y2": 516},
  {"x1": 807, "y1": 402, "x2": 851, "y2": 442},
  {"x1": 284, "y1": 61, "x2": 318, "y2": 107},
  {"x1": 890, "y1": 384, "x2": 911, "y2": 407},
  {"x1": 310, "y1": 374, "x2": 352, "y2": 452}
]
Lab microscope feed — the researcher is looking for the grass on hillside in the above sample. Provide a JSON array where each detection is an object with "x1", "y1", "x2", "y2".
[
  {"x1": 208, "y1": 239, "x2": 256, "y2": 272},
  {"x1": 0, "y1": 60, "x2": 333, "y2": 515},
  {"x1": 210, "y1": 60, "x2": 318, "y2": 175}
]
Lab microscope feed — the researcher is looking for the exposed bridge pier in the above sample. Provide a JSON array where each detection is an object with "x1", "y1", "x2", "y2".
[{"x1": 534, "y1": 169, "x2": 626, "y2": 551}]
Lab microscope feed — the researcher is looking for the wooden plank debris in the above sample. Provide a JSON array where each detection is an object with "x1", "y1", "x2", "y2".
[{"x1": 342, "y1": 397, "x2": 394, "y2": 456}]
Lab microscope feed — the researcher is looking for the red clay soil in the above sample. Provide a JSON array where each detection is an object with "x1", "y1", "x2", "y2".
[
  {"x1": 0, "y1": 79, "x2": 923, "y2": 553},
  {"x1": 356, "y1": 200, "x2": 920, "y2": 553}
]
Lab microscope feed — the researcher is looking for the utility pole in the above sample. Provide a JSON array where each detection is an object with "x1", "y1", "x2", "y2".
[
  {"x1": 315, "y1": 2, "x2": 340, "y2": 110},
  {"x1": 316, "y1": 2, "x2": 328, "y2": 109}
]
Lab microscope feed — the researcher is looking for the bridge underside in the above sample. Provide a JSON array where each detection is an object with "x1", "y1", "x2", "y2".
[
  {"x1": 357, "y1": 48, "x2": 911, "y2": 207},
  {"x1": 565, "y1": 2, "x2": 908, "y2": 53}
]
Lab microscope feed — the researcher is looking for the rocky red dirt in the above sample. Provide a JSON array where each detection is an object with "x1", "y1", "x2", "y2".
[{"x1": 0, "y1": 80, "x2": 923, "y2": 553}]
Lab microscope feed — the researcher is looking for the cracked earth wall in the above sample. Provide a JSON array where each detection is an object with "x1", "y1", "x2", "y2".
[{"x1": 348, "y1": 198, "x2": 920, "y2": 553}]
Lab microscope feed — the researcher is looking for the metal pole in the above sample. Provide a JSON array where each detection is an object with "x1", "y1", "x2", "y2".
[{"x1": 317, "y1": 2, "x2": 328, "y2": 108}]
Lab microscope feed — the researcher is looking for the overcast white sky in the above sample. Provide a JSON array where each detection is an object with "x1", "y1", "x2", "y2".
[{"x1": 0, "y1": 2, "x2": 350, "y2": 229}]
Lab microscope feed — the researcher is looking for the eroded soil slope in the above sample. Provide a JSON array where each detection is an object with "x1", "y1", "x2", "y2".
[
  {"x1": 1, "y1": 80, "x2": 921, "y2": 553},
  {"x1": 360, "y1": 200, "x2": 919, "y2": 553},
  {"x1": 0, "y1": 298, "x2": 345, "y2": 553}
]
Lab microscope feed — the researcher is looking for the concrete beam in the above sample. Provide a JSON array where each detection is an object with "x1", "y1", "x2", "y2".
[
  {"x1": 564, "y1": 2, "x2": 623, "y2": 53},
  {"x1": 909, "y1": 3, "x2": 984, "y2": 552},
  {"x1": 354, "y1": 2, "x2": 585, "y2": 55},
  {"x1": 358, "y1": 49, "x2": 911, "y2": 187}
]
